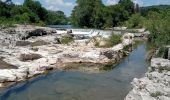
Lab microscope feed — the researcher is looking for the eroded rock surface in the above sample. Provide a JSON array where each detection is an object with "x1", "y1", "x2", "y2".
[
  {"x1": 0, "y1": 25, "x2": 143, "y2": 87},
  {"x1": 125, "y1": 58, "x2": 170, "y2": 100}
]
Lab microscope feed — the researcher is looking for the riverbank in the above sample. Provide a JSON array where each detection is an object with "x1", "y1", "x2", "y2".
[
  {"x1": 125, "y1": 54, "x2": 170, "y2": 99},
  {"x1": 0, "y1": 25, "x2": 148, "y2": 87}
]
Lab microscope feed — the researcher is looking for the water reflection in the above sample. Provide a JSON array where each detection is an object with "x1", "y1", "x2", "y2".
[{"x1": 0, "y1": 44, "x2": 148, "y2": 100}]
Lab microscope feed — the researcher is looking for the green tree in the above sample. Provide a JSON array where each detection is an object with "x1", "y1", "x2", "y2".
[
  {"x1": 23, "y1": 0, "x2": 47, "y2": 21},
  {"x1": 147, "y1": 9, "x2": 170, "y2": 47},
  {"x1": 93, "y1": 0, "x2": 105, "y2": 28},
  {"x1": 46, "y1": 11, "x2": 67, "y2": 25},
  {"x1": 71, "y1": 0, "x2": 95, "y2": 27},
  {"x1": 125, "y1": 13, "x2": 145, "y2": 28}
]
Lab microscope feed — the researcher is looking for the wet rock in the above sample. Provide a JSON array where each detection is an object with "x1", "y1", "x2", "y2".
[
  {"x1": 19, "y1": 28, "x2": 53, "y2": 40},
  {"x1": 20, "y1": 53, "x2": 42, "y2": 61}
]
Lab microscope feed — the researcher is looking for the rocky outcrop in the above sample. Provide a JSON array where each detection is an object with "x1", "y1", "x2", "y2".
[
  {"x1": 125, "y1": 58, "x2": 170, "y2": 100},
  {"x1": 0, "y1": 25, "x2": 141, "y2": 87}
]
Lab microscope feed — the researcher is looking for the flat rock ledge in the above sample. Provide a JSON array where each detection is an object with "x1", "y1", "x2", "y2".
[
  {"x1": 0, "y1": 25, "x2": 139, "y2": 87},
  {"x1": 125, "y1": 58, "x2": 170, "y2": 100}
]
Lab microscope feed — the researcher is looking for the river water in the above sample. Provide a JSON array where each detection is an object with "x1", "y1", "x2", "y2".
[{"x1": 0, "y1": 43, "x2": 149, "y2": 100}]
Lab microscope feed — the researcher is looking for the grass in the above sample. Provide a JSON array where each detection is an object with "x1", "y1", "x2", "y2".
[
  {"x1": 150, "y1": 91, "x2": 162, "y2": 97},
  {"x1": 60, "y1": 36, "x2": 74, "y2": 44},
  {"x1": 96, "y1": 34, "x2": 122, "y2": 48}
]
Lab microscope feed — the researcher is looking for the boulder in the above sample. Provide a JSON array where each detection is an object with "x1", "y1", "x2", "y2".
[
  {"x1": 20, "y1": 53, "x2": 42, "y2": 61},
  {"x1": 0, "y1": 60, "x2": 18, "y2": 69},
  {"x1": 16, "y1": 41, "x2": 31, "y2": 46},
  {"x1": 20, "y1": 29, "x2": 50, "y2": 39}
]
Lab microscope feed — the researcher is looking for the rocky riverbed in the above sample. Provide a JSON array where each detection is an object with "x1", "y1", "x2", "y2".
[
  {"x1": 0, "y1": 25, "x2": 148, "y2": 88},
  {"x1": 125, "y1": 57, "x2": 170, "y2": 100}
]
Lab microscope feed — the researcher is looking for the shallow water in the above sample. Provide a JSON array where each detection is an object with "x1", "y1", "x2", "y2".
[{"x1": 0, "y1": 44, "x2": 149, "y2": 100}]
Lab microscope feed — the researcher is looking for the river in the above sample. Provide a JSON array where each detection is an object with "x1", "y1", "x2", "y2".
[{"x1": 0, "y1": 43, "x2": 149, "y2": 100}]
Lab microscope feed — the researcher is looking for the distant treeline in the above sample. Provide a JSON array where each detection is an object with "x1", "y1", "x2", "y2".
[
  {"x1": 71, "y1": 0, "x2": 139, "y2": 28},
  {"x1": 0, "y1": 0, "x2": 68, "y2": 26}
]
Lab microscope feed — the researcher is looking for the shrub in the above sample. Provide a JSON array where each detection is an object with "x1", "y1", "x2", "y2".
[
  {"x1": 125, "y1": 13, "x2": 145, "y2": 28},
  {"x1": 156, "y1": 46, "x2": 169, "y2": 58},
  {"x1": 150, "y1": 91, "x2": 162, "y2": 97},
  {"x1": 108, "y1": 34, "x2": 122, "y2": 46},
  {"x1": 60, "y1": 36, "x2": 74, "y2": 44},
  {"x1": 147, "y1": 10, "x2": 170, "y2": 47}
]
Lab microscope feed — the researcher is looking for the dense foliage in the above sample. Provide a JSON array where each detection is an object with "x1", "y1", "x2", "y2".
[
  {"x1": 71, "y1": 0, "x2": 135, "y2": 28},
  {"x1": 0, "y1": 0, "x2": 67, "y2": 25},
  {"x1": 125, "y1": 5, "x2": 170, "y2": 47},
  {"x1": 146, "y1": 9, "x2": 170, "y2": 47}
]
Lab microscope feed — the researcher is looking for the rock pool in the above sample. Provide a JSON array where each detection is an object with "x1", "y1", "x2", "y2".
[{"x1": 0, "y1": 43, "x2": 149, "y2": 100}]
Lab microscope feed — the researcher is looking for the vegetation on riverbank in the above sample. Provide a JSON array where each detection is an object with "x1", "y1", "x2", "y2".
[
  {"x1": 0, "y1": 0, "x2": 67, "y2": 26},
  {"x1": 71, "y1": 0, "x2": 170, "y2": 49},
  {"x1": 124, "y1": 5, "x2": 170, "y2": 48}
]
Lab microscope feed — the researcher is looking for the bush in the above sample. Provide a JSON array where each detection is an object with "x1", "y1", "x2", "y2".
[
  {"x1": 108, "y1": 34, "x2": 122, "y2": 46},
  {"x1": 125, "y1": 13, "x2": 145, "y2": 28},
  {"x1": 156, "y1": 46, "x2": 169, "y2": 58},
  {"x1": 60, "y1": 36, "x2": 74, "y2": 44},
  {"x1": 146, "y1": 10, "x2": 170, "y2": 47},
  {"x1": 150, "y1": 91, "x2": 162, "y2": 97}
]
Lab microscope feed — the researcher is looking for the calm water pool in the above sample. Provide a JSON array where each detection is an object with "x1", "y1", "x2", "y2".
[{"x1": 0, "y1": 44, "x2": 149, "y2": 100}]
